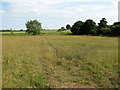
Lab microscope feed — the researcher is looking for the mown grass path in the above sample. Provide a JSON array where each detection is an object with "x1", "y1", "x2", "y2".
[{"x1": 2, "y1": 35, "x2": 118, "y2": 88}]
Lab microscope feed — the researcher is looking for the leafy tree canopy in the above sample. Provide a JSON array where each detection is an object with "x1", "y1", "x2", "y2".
[
  {"x1": 26, "y1": 20, "x2": 42, "y2": 35},
  {"x1": 82, "y1": 19, "x2": 97, "y2": 35},
  {"x1": 71, "y1": 21, "x2": 84, "y2": 35},
  {"x1": 98, "y1": 18, "x2": 108, "y2": 28}
]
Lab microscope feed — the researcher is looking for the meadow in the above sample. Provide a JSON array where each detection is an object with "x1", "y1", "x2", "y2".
[
  {"x1": 1, "y1": 30, "x2": 71, "y2": 36},
  {"x1": 2, "y1": 30, "x2": 119, "y2": 88}
]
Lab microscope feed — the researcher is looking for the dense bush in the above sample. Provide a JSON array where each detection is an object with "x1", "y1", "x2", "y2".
[{"x1": 71, "y1": 21, "x2": 84, "y2": 35}]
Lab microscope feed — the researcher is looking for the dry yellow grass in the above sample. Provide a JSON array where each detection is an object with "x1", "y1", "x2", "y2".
[{"x1": 2, "y1": 34, "x2": 118, "y2": 88}]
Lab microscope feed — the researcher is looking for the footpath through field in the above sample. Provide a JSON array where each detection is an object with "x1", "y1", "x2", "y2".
[
  {"x1": 2, "y1": 35, "x2": 118, "y2": 88},
  {"x1": 36, "y1": 36, "x2": 88, "y2": 88}
]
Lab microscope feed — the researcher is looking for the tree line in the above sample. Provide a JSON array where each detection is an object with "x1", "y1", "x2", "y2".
[
  {"x1": 70, "y1": 18, "x2": 120, "y2": 36},
  {"x1": 1, "y1": 18, "x2": 119, "y2": 36},
  {"x1": 0, "y1": 29, "x2": 24, "y2": 32}
]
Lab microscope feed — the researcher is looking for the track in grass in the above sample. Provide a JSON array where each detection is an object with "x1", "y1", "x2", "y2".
[{"x1": 2, "y1": 35, "x2": 118, "y2": 88}]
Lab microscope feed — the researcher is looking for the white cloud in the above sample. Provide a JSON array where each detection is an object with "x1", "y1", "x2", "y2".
[
  {"x1": 8, "y1": 0, "x2": 118, "y2": 22},
  {"x1": 2, "y1": 0, "x2": 119, "y2": 29},
  {"x1": 10, "y1": 1, "x2": 53, "y2": 16}
]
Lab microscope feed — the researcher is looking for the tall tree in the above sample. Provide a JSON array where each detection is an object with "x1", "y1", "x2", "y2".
[
  {"x1": 97, "y1": 18, "x2": 108, "y2": 35},
  {"x1": 26, "y1": 20, "x2": 42, "y2": 35},
  {"x1": 98, "y1": 18, "x2": 108, "y2": 28}
]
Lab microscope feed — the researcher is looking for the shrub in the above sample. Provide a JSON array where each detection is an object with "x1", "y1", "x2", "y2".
[{"x1": 71, "y1": 21, "x2": 84, "y2": 35}]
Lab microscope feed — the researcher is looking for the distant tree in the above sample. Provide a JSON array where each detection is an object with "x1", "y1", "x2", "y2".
[
  {"x1": 61, "y1": 27, "x2": 65, "y2": 30},
  {"x1": 20, "y1": 29, "x2": 23, "y2": 31},
  {"x1": 25, "y1": 20, "x2": 42, "y2": 35},
  {"x1": 71, "y1": 21, "x2": 84, "y2": 35},
  {"x1": 58, "y1": 27, "x2": 65, "y2": 32},
  {"x1": 97, "y1": 18, "x2": 108, "y2": 35},
  {"x1": 0, "y1": 30, "x2": 10, "y2": 32},
  {"x1": 57, "y1": 29, "x2": 61, "y2": 32},
  {"x1": 98, "y1": 18, "x2": 108, "y2": 28},
  {"x1": 81, "y1": 19, "x2": 97, "y2": 35},
  {"x1": 10, "y1": 28, "x2": 14, "y2": 35},
  {"x1": 66, "y1": 24, "x2": 71, "y2": 30}
]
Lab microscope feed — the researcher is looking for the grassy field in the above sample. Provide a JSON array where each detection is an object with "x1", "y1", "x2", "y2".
[
  {"x1": 1, "y1": 30, "x2": 71, "y2": 36},
  {"x1": 2, "y1": 30, "x2": 118, "y2": 88}
]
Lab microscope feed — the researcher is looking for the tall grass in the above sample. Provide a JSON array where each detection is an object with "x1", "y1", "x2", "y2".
[
  {"x1": 45, "y1": 35, "x2": 118, "y2": 87},
  {"x1": 2, "y1": 34, "x2": 118, "y2": 88}
]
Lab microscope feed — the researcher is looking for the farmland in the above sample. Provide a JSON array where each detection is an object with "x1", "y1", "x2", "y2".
[{"x1": 2, "y1": 30, "x2": 118, "y2": 88}]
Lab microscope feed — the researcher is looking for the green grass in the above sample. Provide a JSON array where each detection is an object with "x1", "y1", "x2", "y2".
[
  {"x1": 1, "y1": 31, "x2": 26, "y2": 35},
  {"x1": 1, "y1": 30, "x2": 72, "y2": 36},
  {"x1": 2, "y1": 30, "x2": 118, "y2": 88}
]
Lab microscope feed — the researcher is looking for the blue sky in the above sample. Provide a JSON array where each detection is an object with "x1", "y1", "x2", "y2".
[{"x1": 0, "y1": 0, "x2": 119, "y2": 30}]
